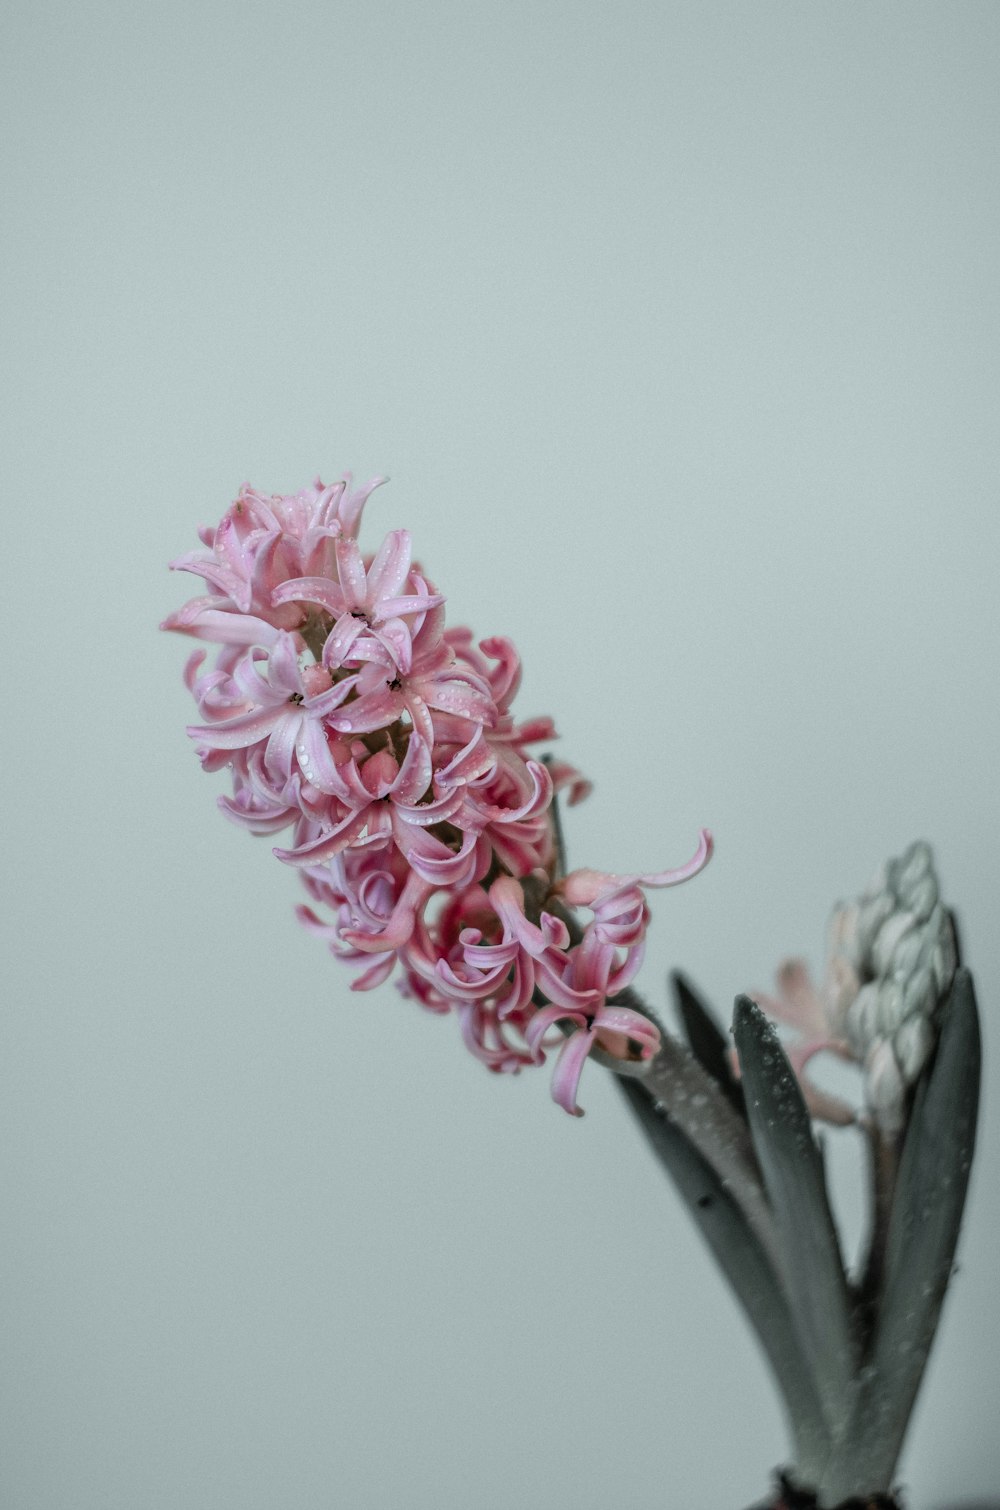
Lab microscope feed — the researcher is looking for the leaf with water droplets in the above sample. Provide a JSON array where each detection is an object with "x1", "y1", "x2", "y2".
[
  {"x1": 617, "y1": 1075, "x2": 831, "y2": 1482},
  {"x1": 671, "y1": 970, "x2": 746, "y2": 1119},
  {"x1": 823, "y1": 969, "x2": 982, "y2": 1501},
  {"x1": 733, "y1": 995, "x2": 859, "y2": 1440}
]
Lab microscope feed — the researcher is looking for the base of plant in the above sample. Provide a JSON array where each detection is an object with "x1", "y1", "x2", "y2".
[{"x1": 751, "y1": 1470, "x2": 902, "y2": 1510}]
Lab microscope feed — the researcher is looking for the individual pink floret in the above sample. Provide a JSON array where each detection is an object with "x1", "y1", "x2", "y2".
[{"x1": 164, "y1": 475, "x2": 387, "y2": 640}]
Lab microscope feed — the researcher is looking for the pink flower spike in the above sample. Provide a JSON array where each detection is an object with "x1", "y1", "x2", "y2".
[{"x1": 165, "y1": 470, "x2": 711, "y2": 1118}]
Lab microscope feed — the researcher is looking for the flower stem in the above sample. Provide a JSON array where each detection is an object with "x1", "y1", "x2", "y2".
[{"x1": 855, "y1": 1123, "x2": 901, "y2": 1329}]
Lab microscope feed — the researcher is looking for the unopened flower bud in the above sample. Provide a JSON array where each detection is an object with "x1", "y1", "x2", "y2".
[
  {"x1": 876, "y1": 980, "x2": 906, "y2": 1037},
  {"x1": 847, "y1": 982, "x2": 881, "y2": 1057},
  {"x1": 865, "y1": 1039, "x2": 906, "y2": 1124},
  {"x1": 758, "y1": 842, "x2": 956, "y2": 1130},
  {"x1": 871, "y1": 909, "x2": 917, "y2": 977},
  {"x1": 893, "y1": 1011, "x2": 934, "y2": 1088},
  {"x1": 820, "y1": 841, "x2": 956, "y2": 1128}
]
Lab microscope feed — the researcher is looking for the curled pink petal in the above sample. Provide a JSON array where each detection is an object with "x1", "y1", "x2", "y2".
[
  {"x1": 560, "y1": 829, "x2": 714, "y2": 908},
  {"x1": 549, "y1": 1027, "x2": 598, "y2": 1117}
]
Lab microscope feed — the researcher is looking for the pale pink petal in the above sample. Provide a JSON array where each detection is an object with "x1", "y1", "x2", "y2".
[
  {"x1": 186, "y1": 705, "x2": 284, "y2": 750},
  {"x1": 313, "y1": 478, "x2": 347, "y2": 529},
  {"x1": 378, "y1": 591, "x2": 446, "y2": 619},
  {"x1": 338, "y1": 474, "x2": 387, "y2": 539},
  {"x1": 323, "y1": 613, "x2": 368, "y2": 668},
  {"x1": 523, "y1": 1004, "x2": 589, "y2": 1056},
  {"x1": 273, "y1": 807, "x2": 369, "y2": 866},
  {"x1": 335, "y1": 537, "x2": 367, "y2": 608},
  {"x1": 593, "y1": 1004, "x2": 660, "y2": 1057},
  {"x1": 350, "y1": 954, "x2": 398, "y2": 991},
  {"x1": 271, "y1": 575, "x2": 345, "y2": 617},
  {"x1": 477, "y1": 636, "x2": 522, "y2": 707},
  {"x1": 297, "y1": 719, "x2": 351, "y2": 798},
  {"x1": 549, "y1": 1027, "x2": 598, "y2": 1117},
  {"x1": 400, "y1": 828, "x2": 481, "y2": 886},
  {"x1": 561, "y1": 830, "x2": 713, "y2": 908},
  {"x1": 365, "y1": 529, "x2": 412, "y2": 606},
  {"x1": 268, "y1": 632, "x2": 303, "y2": 696},
  {"x1": 392, "y1": 734, "x2": 433, "y2": 806},
  {"x1": 372, "y1": 617, "x2": 413, "y2": 674},
  {"x1": 265, "y1": 714, "x2": 302, "y2": 786},
  {"x1": 391, "y1": 787, "x2": 465, "y2": 827},
  {"x1": 638, "y1": 828, "x2": 714, "y2": 887},
  {"x1": 421, "y1": 676, "x2": 497, "y2": 725},
  {"x1": 162, "y1": 605, "x2": 281, "y2": 647},
  {"x1": 304, "y1": 674, "x2": 359, "y2": 719},
  {"x1": 330, "y1": 685, "x2": 405, "y2": 733},
  {"x1": 434, "y1": 729, "x2": 497, "y2": 790}
]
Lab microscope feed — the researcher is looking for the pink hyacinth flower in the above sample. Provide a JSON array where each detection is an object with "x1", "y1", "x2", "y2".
[
  {"x1": 185, "y1": 631, "x2": 358, "y2": 801},
  {"x1": 166, "y1": 475, "x2": 387, "y2": 637},
  {"x1": 524, "y1": 1001, "x2": 662, "y2": 1117},
  {"x1": 271, "y1": 530, "x2": 443, "y2": 675}
]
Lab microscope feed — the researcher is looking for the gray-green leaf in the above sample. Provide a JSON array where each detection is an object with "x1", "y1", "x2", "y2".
[
  {"x1": 671, "y1": 971, "x2": 746, "y2": 1118},
  {"x1": 618, "y1": 1075, "x2": 831, "y2": 1481},
  {"x1": 733, "y1": 996, "x2": 859, "y2": 1440},
  {"x1": 821, "y1": 969, "x2": 981, "y2": 1502}
]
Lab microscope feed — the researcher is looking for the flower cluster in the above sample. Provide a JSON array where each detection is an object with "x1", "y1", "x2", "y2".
[
  {"x1": 752, "y1": 840, "x2": 956, "y2": 1130},
  {"x1": 164, "y1": 474, "x2": 712, "y2": 1113}
]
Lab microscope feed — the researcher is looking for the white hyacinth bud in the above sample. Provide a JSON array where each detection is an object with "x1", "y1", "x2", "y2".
[
  {"x1": 826, "y1": 841, "x2": 956, "y2": 1131},
  {"x1": 864, "y1": 1038, "x2": 906, "y2": 1122}
]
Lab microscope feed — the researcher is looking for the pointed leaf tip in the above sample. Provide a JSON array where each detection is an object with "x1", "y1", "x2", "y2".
[
  {"x1": 733, "y1": 992, "x2": 767, "y2": 1036},
  {"x1": 673, "y1": 973, "x2": 745, "y2": 1117}
]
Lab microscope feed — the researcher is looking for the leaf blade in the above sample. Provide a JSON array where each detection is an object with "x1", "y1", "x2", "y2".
[
  {"x1": 617, "y1": 1075, "x2": 831, "y2": 1482},
  {"x1": 671, "y1": 970, "x2": 746, "y2": 1117},
  {"x1": 822, "y1": 969, "x2": 982, "y2": 1501},
  {"x1": 733, "y1": 995, "x2": 859, "y2": 1438}
]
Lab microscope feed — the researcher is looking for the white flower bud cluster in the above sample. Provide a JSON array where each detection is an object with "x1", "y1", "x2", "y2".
[{"x1": 824, "y1": 842, "x2": 956, "y2": 1131}]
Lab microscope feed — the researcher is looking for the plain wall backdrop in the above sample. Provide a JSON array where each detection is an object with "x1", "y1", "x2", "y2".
[{"x1": 2, "y1": 3, "x2": 998, "y2": 1507}]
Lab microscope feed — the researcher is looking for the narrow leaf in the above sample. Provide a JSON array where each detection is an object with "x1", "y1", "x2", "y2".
[
  {"x1": 822, "y1": 970, "x2": 982, "y2": 1501},
  {"x1": 618, "y1": 1075, "x2": 832, "y2": 1481},
  {"x1": 637, "y1": 1030, "x2": 781, "y2": 1276},
  {"x1": 733, "y1": 996, "x2": 859, "y2": 1438},
  {"x1": 671, "y1": 970, "x2": 746, "y2": 1117}
]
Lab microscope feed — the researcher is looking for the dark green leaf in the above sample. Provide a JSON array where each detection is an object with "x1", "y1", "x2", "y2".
[
  {"x1": 823, "y1": 970, "x2": 982, "y2": 1501},
  {"x1": 618, "y1": 1076, "x2": 831, "y2": 1481},
  {"x1": 671, "y1": 970, "x2": 746, "y2": 1117},
  {"x1": 733, "y1": 996, "x2": 859, "y2": 1439}
]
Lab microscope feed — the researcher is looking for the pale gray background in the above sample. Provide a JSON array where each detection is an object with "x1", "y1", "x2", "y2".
[{"x1": 2, "y1": 3, "x2": 998, "y2": 1507}]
